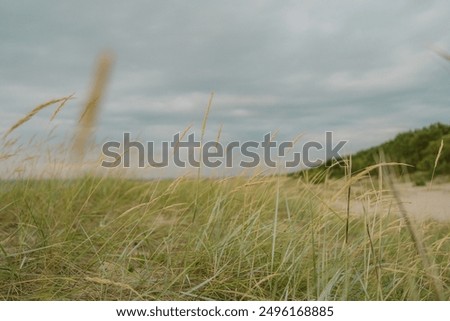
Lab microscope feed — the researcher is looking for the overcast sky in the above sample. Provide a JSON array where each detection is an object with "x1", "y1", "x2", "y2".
[{"x1": 1, "y1": 0, "x2": 449, "y2": 171}]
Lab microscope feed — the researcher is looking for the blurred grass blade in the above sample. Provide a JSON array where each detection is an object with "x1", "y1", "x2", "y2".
[{"x1": 72, "y1": 52, "x2": 114, "y2": 160}]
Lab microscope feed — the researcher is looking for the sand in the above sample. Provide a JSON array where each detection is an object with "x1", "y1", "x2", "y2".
[
  {"x1": 325, "y1": 181, "x2": 450, "y2": 222},
  {"x1": 397, "y1": 182, "x2": 450, "y2": 221}
]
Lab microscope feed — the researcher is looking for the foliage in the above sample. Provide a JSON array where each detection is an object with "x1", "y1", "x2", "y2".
[{"x1": 291, "y1": 123, "x2": 450, "y2": 183}]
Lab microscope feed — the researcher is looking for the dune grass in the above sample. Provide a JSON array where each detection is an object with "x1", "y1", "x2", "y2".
[{"x1": 0, "y1": 174, "x2": 449, "y2": 300}]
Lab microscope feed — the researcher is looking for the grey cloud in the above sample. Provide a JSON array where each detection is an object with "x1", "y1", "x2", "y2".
[{"x1": 1, "y1": 0, "x2": 449, "y2": 161}]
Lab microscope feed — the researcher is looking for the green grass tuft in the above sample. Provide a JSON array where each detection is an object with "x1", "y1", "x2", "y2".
[{"x1": 1, "y1": 176, "x2": 448, "y2": 300}]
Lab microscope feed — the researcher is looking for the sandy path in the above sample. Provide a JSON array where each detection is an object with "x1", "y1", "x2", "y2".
[
  {"x1": 324, "y1": 182, "x2": 450, "y2": 222},
  {"x1": 397, "y1": 183, "x2": 450, "y2": 221}
]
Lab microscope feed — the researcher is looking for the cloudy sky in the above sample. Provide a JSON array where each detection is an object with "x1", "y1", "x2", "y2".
[{"x1": 1, "y1": 0, "x2": 449, "y2": 174}]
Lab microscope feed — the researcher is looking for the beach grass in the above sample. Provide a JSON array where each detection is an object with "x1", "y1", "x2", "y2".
[{"x1": 0, "y1": 174, "x2": 449, "y2": 300}]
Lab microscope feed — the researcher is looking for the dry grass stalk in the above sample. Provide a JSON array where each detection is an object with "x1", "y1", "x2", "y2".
[
  {"x1": 379, "y1": 152, "x2": 445, "y2": 301},
  {"x1": 193, "y1": 92, "x2": 215, "y2": 222},
  {"x1": 201, "y1": 92, "x2": 215, "y2": 141},
  {"x1": 345, "y1": 155, "x2": 352, "y2": 244},
  {"x1": 50, "y1": 93, "x2": 75, "y2": 121},
  {"x1": 2, "y1": 95, "x2": 73, "y2": 139},
  {"x1": 2, "y1": 137, "x2": 18, "y2": 148},
  {"x1": 85, "y1": 276, "x2": 143, "y2": 299},
  {"x1": 0, "y1": 153, "x2": 15, "y2": 161},
  {"x1": 386, "y1": 174, "x2": 445, "y2": 300},
  {"x1": 73, "y1": 52, "x2": 114, "y2": 160},
  {"x1": 172, "y1": 124, "x2": 193, "y2": 150},
  {"x1": 331, "y1": 162, "x2": 411, "y2": 201},
  {"x1": 198, "y1": 91, "x2": 215, "y2": 165},
  {"x1": 429, "y1": 139, "x2": 444, "y2": 188},
  {"x1": 215, "y1": 123, "x2": 223, "y2": 147}
]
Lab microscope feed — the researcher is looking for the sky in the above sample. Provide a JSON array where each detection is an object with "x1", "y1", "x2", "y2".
[{"x1": 1, "y1": 1, "x2": 449, "y2": 176}]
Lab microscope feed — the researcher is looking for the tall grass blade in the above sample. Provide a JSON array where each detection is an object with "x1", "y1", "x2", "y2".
[{"x1": 429, "y1": 139, "x2": 444, "y2": 188}]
